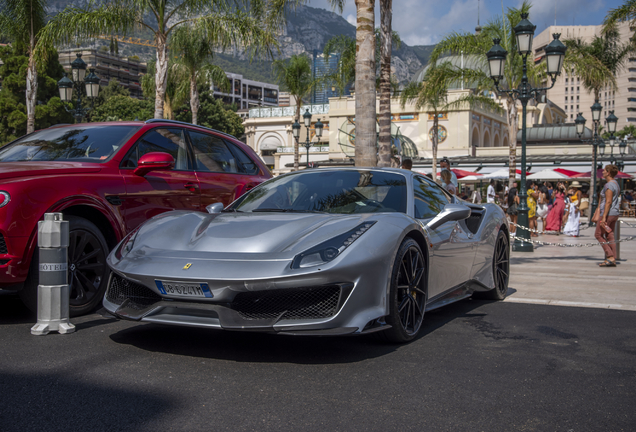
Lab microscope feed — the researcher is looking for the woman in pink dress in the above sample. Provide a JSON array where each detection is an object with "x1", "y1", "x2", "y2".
[{"x1": 545, "y1": 183, "x2": 566, "y2": 232}]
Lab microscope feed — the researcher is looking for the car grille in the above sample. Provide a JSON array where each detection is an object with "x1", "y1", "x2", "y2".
[
  {"x1": 106, "y1": 274, "x2": 162, "y2": 310},
  {"x1": 0, "y1": 234, "x2": 7, "y2": 254},
  {"x1": 231, "y1": 285, "x2": 342, "y2": 320}
]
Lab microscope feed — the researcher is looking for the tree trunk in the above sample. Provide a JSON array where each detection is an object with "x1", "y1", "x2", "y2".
[
  {"x1": 432, "y1": 116, "x2": 438, "y2": 181},
  {"x1": 377, "y1": 0, "x2": 393, "y2": 167},
  {"x1": 354, "y1": 0, "x2": 377, "y2": 167},
  {"x1": 294, "y1": 98, "x2": 301, "y2": 171},
  {"x1": 507, "y1": 98, "x2": 518, "y2": 188},
  {"x1": 190, "y1": 74, "x2": 199, "y2": 125},
  {"x1": 26, "y1": 55, "x2": 37, "y2": 134},
  {"x1": 154, "y1": 36, "x2": 169, "y2": 119}
]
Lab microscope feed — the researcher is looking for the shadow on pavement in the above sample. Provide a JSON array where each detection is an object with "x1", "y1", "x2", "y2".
[
  {"x1": 108, "y1": 298, "x2": 498, "y2": 364},
  {"x1": 0, "y1": 370, "x2": 172, "y2": 432},
  {"x1": 0, "y1": 291, "x2": 34, "y2": 325}
]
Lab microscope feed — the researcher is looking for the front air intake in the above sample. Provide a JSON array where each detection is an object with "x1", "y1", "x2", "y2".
[{"x1": 106, "y1": 274, "x2": 162, "y2": 310}]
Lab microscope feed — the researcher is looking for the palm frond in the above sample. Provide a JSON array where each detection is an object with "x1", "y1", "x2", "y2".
[{"x1": 603, "y1": 0, "x2": 636, "y2": 32}]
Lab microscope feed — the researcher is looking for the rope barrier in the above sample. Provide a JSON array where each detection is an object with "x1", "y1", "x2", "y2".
[
  {"x1": 510, "y1": 234, "x2": 636, "y2": 248},
  {"x1": 509, "y1": 219, "x2": 636, "y2": 234}
]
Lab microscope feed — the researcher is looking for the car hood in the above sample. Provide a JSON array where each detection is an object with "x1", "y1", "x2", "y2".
[
  {"x1": 0, "y1": 162, "x2": 102, "y2": 181},
  {"x1": 130, "y1": 210, "x2": 378, "y2": 258}
]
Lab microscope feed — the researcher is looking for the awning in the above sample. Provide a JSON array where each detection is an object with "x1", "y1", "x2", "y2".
[{"x1": 259, "y1": 136, "x2": 283, "y2": 151}]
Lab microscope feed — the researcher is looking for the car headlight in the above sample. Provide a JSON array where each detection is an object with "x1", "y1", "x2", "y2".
[
  {"x1": 0, "y1": 191, "x2": 10, "y2": 208},
  {"x1": 291, "y1": 221, "x2": 376, "y2": 269},
  {"x1": 114, "y1": 226, "x2": 141, "y2": 259}
]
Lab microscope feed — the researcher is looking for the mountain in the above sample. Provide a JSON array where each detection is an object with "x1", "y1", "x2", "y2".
[{"x1": 48, "y1": 2, "x2": 434, "y2": 85}]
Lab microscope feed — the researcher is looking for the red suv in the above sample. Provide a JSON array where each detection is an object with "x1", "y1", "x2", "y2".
[{"x1": 0, "y1": 119, "x2": 271, "y2": 315}]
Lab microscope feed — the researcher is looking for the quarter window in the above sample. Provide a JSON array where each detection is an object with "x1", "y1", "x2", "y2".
[
  {"x1": 413, "y1": 176, "x2": 450, "y2": 219},
  {"x1": 227, "y1": 142, "x2": 260, "y2": 175},
  {"x1": 121, "y1": 128, "x2": 190, "y2": 170}
]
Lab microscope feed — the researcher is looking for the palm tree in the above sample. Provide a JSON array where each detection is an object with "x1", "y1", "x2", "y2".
[
  {"x1": 378, "y1": 6, "x2": 399, "y2": 167},
  {"x1": 429, "y1": 1, "x2": 542, "y2": 187},
  {"x1": 563, "y1": 28, "x2": 634, "y2": 102},
  {"x1": 272, "y1": 54, "x2": 317, "y2": 171},
  {"x1": 171, "y1": 24, "x2": 229, "y2": 125},
  {"x1": 37, "y1": 0, "x2": 282, "y2": 120},
  {"x1": 603, "y1": 0, "x2": 636, "y2": 31},
  {"x1": 401, "y1": 63, "x2": 501, "y2": 181},
  {"x1": 0, "y1": 0, "x2": 47, "y2": 134},
  {"x1": 328, "y1": 0, "x2": 376, "y2": 167}
]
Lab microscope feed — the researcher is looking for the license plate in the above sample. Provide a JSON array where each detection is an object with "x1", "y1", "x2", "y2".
[{"x1": 155, "y1": 280, "x2": 213, "y2": 298}]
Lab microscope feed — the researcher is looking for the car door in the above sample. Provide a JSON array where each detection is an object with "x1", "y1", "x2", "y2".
[
  {"x1": 119, "y1": 127, "x2": 200, "y2": 231},
  {"x1": 413, "y1": 176, "x2": 475, "y2": 299},
  {"x1": 187, "y1": 130, "x2": 260, "y2": 209}
]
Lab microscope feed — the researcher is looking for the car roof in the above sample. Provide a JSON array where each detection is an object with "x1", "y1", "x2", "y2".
[{"x1": 46, "y1": 120, "x2": 239, "y2": 142}]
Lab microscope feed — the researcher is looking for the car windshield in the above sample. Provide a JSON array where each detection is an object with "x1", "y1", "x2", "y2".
[
  {"x1": 0, "y1": 125, "x2": 140, "y2": 163},
  {"x1": 232, "y1": 170, "x2": 407, "y2": 214}
]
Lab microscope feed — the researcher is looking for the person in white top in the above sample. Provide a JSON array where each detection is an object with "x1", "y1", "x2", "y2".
[{"x1": 487, "y1": 179, "x2": 496, "y2": 203}]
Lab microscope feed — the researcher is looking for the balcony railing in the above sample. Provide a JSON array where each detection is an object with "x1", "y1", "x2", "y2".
[{"x1": 249, "y1": 103, "x2": 330, "y2": 118}]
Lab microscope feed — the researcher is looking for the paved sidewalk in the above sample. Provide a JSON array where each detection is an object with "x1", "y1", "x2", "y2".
[{"x1": 506, "y1": 218, "x2": 636, "y2": 311}]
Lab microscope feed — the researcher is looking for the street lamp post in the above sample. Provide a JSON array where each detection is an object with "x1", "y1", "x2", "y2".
[
  {"x1": 57, "y1": 53, "x2": 100, "y2": 122},
  {"x1": 575, "y1": 109, "x2": 618, "y2": 224},
  {"x1": 292, "y1": 109, "x2": 323, "y2": 168},
  {"x1": 486, "y1": 14, "x2": 566, "y2": 252}
]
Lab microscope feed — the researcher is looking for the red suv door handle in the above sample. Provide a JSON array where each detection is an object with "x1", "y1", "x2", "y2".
[
  {"x1": 245, "y1": 183, "x2": 257, "y2": 191},
  {"x1": 184, "y1": 182, "x2": 198, "y2": 192}
]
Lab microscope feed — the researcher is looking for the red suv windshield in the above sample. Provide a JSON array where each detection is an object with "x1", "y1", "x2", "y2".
[{"x1": 0, "y1": 125, "x2": 140, "y2": 162}]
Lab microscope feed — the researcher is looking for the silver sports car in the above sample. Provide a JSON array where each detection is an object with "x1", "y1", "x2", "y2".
[{"x1": 104, "y1": 168, "x2": 509, "y2": 342}]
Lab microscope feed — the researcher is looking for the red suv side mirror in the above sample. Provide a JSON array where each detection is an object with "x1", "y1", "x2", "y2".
[{"x1": 134, "y1": 152, "x2": 175, "y2": 177}]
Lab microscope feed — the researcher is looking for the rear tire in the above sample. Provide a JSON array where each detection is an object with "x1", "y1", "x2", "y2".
[
  {"x1": 19, "y1": 215, "x2": 110, "y2": 317},
  {"x1": 480, "y1": 230, "x2": 509, "y2": 300},
  {"x1": 382, "y1": 238, "x2": 427, "y2": 343}
]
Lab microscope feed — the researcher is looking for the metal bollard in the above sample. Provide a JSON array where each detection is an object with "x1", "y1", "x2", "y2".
[
  {"x1": 615, "y1": 220, "x2": 621, "y2": 261},
  {"x1": 31, "y1": 213, "x2": 75, "y2": 335}
]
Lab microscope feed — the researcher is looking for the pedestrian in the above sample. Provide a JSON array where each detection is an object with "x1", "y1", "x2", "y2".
[
  {"x1": 545, "y1": 181, "x2": 566, "y2": 233},
  {"x1": 536, "y1": 185, "x2": 549, "y2": 234},
  {"x1": 439, "y1": 157, "x2": 458, "y2": 188},
  {"x1": 507, "y1": 185, "x2": 519, "y2": 234},
  {"x1": 569, "y1": 181, "x2": 582, "y2": 204},
  {"x1": 526, "y1": 181, "x2": 538, "y2": 236},
  {"x1": 595, "y1": 165, "x2": 622, "y2": 267},
  {"x1": 441, "y1": 170, "x2": 456, "y2": 195},
  {"x1": 401, "y1": 159, "x2": 412, "y2": 170},
  {"x1": 487, "y1": 179, "x2": 496, "y2": 203},
  {"x1": 471, "y1": 188, "x2": 482, "y2": 203},
  {"x1": 563, "y1": 195, "x2": 581, "y2": 237}
]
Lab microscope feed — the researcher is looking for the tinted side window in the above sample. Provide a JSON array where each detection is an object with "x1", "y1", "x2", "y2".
[
  {"x1": 188, "y1": 131, "x2": 239, "y2": 173},
  {"x1": 413, "y1": 175, "x2": 450, "y2": 219},
  {"x1": 121, "y1": 128, "x2": 190, "y2": 170},
  {"x1": 227, "y1": 142, "x2": 260, "y2": 175}
]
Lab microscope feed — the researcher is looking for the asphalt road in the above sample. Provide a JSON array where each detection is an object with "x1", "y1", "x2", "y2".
[{"x1": 1, "y1": 293, "x2": 635, "y2": 432}]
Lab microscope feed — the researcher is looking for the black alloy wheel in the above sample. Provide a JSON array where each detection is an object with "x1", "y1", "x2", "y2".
[
  {"x1": 67, "y1": 219, "x2": 109, "y2": 313},
  {"x1": 481, "y1": 230, "x2": 509, "y2": 300},
  {"x1": 20, "y1": 215, "x2": 110, "y2": 317},
  {"x1": 384, "y1": 238, "x2": 427, "y2": 343}
]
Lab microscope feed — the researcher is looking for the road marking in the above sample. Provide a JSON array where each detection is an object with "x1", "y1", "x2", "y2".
[{"x1": 503, "y1": 297, "x2": 636, "y2": 311}]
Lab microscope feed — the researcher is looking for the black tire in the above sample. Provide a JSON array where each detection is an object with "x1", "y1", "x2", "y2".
[
  {"x1": 383, "y1": 238, "x2": 427, "y2": 343},
  {"x1": 480, "y1": 230, "x2": 509, "y2": 300},
  {"x1": 19, "y1": 215, "x2": 110, "y2": 317}
]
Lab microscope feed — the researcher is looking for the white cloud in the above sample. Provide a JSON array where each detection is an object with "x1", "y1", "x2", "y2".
[{"x1": 346, "y1": 13, "x2": 356, "y2": 26}]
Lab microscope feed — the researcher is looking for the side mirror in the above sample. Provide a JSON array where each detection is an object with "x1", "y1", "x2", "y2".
[
  {"x1": 206, "y1": 203, "x2": 224, "y2": 214},
  {"x1": 426, "y1": 204, "x2": 471, "y2": 231},
  {"x1": 134, "y1": 152, "x2": 175, "y2": 177}
]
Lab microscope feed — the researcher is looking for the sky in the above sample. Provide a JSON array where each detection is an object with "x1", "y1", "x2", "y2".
[{"x1": 307, "y1": 0, "x2": 626, "y2": 46}]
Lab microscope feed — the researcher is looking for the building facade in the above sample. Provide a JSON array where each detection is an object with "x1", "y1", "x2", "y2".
[
  {"x1": 534, "y1": 21, "x2": 635, "y2": 130},
  {"x1": 212, "y1": 72, "x2": 279, "y2": 110},
  {"x1": 311, "y1": 50, "x2": 342, "y2": 104},
  {"x1": 58, "y1": 49, "x2": 147, "y2": 99}
]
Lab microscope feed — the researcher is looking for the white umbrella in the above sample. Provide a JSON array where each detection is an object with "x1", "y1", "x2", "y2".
[
  {"x1": 483, "y1": 168, "x2": 517, "y2": 180},
  {"x1": 526, "y1": 168, "x2": 571, "y2": 180}
]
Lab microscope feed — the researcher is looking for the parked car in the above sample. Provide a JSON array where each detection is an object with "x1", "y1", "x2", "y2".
[
  {"x1": 0, "y1": 119, "x2": 271, "y2": 315},
  {"x1": 104, "y1": 168, "x2": 510, "y2": 343}
]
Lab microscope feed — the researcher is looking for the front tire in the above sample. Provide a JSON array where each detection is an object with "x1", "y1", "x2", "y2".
[
  {"x1": 20, "y1": 215, "x2": 110, "y2": 317},
  {"x1": 383, "y1": 238, "x2": 427, "y2": 343}
]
